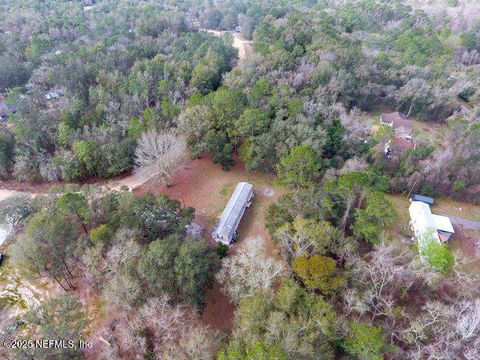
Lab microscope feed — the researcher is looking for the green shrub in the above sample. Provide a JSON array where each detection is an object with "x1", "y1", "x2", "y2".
[
  {"x1": 216, "y1": 243, "x2": 229, "y2": 258},
  {"x1": 90, "y1": 224, "x2": 114, "y2": 246},
  {"x1": 344, "y1": 322, "x2": 386, "y2": 360}
]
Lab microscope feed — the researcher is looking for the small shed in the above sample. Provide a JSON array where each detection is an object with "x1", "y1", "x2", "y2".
[
  {"x1": 212, "y1": 182, "x2": 254, "y2": 245},
  {"x1": 411, "y1": 194, "x2": 434, "y2": 206}
]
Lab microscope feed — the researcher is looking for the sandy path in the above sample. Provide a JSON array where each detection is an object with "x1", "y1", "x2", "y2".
[
  {"x1": 206, "y1": 29, "x2": 253, "y2": 66},
  {"x1": 0, "y1": 189, "x2": 27, "y2": 202},
  {"x1": 231, "y1": 33, "x2": 252, "y2": 66},
  {"x1": 0, "y1": 168, "x2": 152, "y2": 204},
  {"x1": 108, "y1": 168, "x2": 155, "y2": 192}
]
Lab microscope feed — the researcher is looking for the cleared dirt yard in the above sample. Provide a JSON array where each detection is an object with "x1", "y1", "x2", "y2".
[
  {"x1": 135, "y1": 156, "x2": 285, "y2": 331},
  {"x1": 0, "y1": 155, "x2": 285, "y2": 335}
]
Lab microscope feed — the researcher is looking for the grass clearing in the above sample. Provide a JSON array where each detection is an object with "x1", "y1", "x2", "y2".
[
  {"x1": 434, "y1": 198, "x2": 480, "y2": 222},
  {"x1": 385, "y1": 194, "x2": 411, "y2": 237},
  {"x1": 413, "y1": 120, "x2": 447, "y2": 150},
  {"x1": 386, "y1": 193, "x2": 480, "y2": 271}
]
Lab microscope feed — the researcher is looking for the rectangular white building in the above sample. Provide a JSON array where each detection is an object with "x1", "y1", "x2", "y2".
[
  {"x1": 212, "y1": 182, "x2": 254, "y2": 245},
  {"x1": 409, "y1": 201, "x2": 455, "y2": 255}
]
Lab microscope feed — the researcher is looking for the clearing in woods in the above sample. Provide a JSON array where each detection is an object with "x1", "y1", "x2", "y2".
[
  {"x1": 206, "y1": 29, "x2": 253, "y2": 66},
  {"x1": 135, "y1": 156, "x2": 285, "y2": 331},
  {"x1": 386, "y1": 194, "x2": 480, "y2": 267},
  {"x1": 1, "y1": 156, "x2": 284, "y2": 356}
]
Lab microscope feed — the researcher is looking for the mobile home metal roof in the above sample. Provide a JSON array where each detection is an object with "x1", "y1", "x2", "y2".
[
  {"x1": 432, "y1": 214, "x2": 455, "y2": 234},
  {"x1": 213, "y1": 182, "x2": 253, "y2": 243},
  {"x1": 409, "y1": 201, "x2": 440, "y2": 251},
  {"x1": 411, "y1": 194, "x2": 434, "y2": 206}
]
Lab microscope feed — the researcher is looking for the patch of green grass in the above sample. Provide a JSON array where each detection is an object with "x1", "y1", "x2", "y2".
[
  {"x1": 385, "y1": 194, "x2": 411, "y2": 232},
  {"x1": 433, "y1": 199, "x2": 480, "y2": 222},
  {"x1": 413, "y1": 120, "x2": 446, "y2": 149},
  {"x1": 219, "y1": 183, "x2": 231, "y2": 199}
]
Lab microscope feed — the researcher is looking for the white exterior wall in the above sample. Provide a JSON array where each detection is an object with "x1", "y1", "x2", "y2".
[{"x1": 409, "y1": 201, "x2": 440, "y2": 261}]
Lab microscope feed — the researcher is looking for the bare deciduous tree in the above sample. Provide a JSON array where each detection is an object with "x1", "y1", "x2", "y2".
[
  {"x1": 108, "y1": 296, "x2": 219, "y2": 360},
  {"x1": 346, "y1": 241, "x2": 417, "y2": 330},
  {"x1": 338, "y1": 157, "x2": 369, "y2": 175},
  {"x1": 134, "y1": 130, "x2": 187, "y2": 186},
  {"x1": 401, "y1": 299, "x2": 480, "y2": 360},
  {"x1": 216, "y1": 236, "x2": 284, "y2": 303},
  {"x1": 105, "y1": 231, "x2": 143, "y2": 272},
  {"x1": 163, "y1": 326, "x2": 220, "y2": 360},
  {"x1": 336, "y1": 105, "x2": 373, "y2": 149}
]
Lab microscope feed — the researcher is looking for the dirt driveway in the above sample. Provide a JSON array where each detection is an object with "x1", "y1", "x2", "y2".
[
  {"x1": 447, "y1": 216, "x2": 480, "y2": 231},
  {"x1": 0, "y1": 167, "x2": 152, "y2": 203},
  {"x1": 206, "y1": 29, "x2": 253, "y2": 66}
]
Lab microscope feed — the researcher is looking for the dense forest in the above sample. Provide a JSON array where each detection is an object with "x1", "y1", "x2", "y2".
[
  {"x1": 0, "y1": 0, "x2": 479, "y2": 198},
  {"x1": 0, "y1": 0, "x2": 479, "y2": 359},
  {"x1": 1, "y1": 187, "x2": 221, "y2": 359},
  {"x1": 0, "y1": 0, "x2": 237, "y2": 182}
]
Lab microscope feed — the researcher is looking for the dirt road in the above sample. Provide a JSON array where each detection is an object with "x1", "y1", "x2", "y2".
[
  {"x1": 109, "y1": 168, "x2": 155, "y2": 191},
  {"x1": 447, "y1": 216, "x2": 480, "y2": 231},
  {"x1": 0, "y1": 168, "x2": 153, "y2": 203},
  {"x1": 0, "y1": 30, "x2": 254, "y2": 203},
  {"x1": 206, "y1": 29, "x2": 253, "y2": 66}
]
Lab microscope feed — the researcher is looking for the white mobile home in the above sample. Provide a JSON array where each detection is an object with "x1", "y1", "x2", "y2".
[
  {"x1": 408, "y1": 201, "x2": 455, "y2": 258},
  {"x1": 409, "y1": 201, "x2": 441, "y2": 250},
  {"x1": 212, "y1": 182, "x2": 254, "y2": 245}
]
